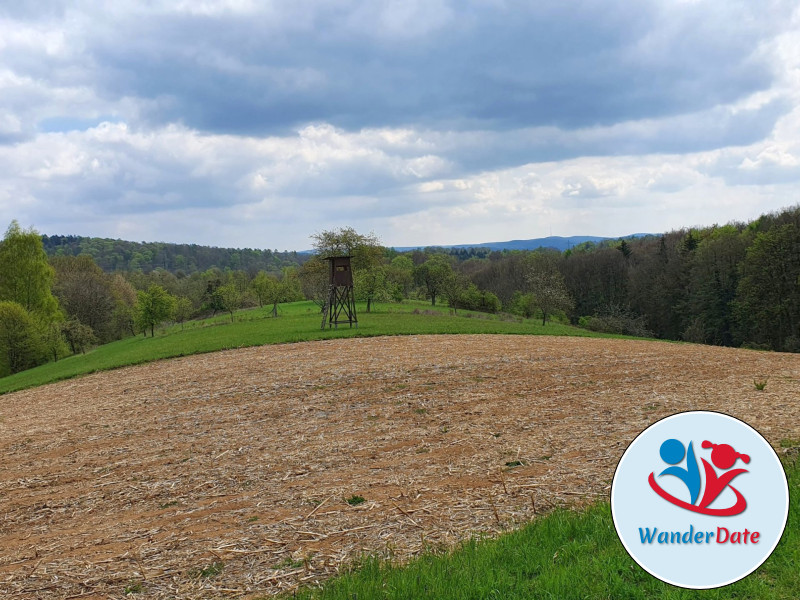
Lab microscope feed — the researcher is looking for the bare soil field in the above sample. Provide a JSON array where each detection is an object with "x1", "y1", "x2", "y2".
[{"x1": 1, "y1": 335, "x2": 799, "y2": 599}]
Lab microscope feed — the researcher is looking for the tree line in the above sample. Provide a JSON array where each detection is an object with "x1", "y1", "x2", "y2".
[
  {"x1": 2, "y1": 207, "x2": 800, "y2": 377},
  {"x1": 42, "y1": 235, "x2": 308, "y2": 275}
]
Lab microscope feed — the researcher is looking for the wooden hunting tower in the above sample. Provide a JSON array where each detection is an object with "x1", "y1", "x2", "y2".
[{"x1": 322, "y1": 256, "x2": 358, "y2": 329}]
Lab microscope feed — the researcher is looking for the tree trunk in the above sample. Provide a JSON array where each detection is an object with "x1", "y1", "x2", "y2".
[{"x1": 367, "y1": 296, "x2": 372, "y2": 313}]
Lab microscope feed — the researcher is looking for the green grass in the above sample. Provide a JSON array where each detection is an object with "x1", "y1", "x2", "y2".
[
  {"x1": 288, "y1": 455, "x2": 800, "y2": 600},
  {"x1": 0, "y1": 300, "x2": 629, "y2": 394}
]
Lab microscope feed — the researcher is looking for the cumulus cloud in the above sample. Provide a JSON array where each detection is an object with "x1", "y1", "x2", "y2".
[{"x1": 1, "y1": 1, "x2": 800, "y2": 248}]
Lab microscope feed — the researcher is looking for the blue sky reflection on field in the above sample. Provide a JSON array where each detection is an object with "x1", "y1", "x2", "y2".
[{"x1": 1, "y1": 1, "x2": 799, "y2": 249}]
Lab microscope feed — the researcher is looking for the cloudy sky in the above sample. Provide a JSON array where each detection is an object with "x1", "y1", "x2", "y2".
[{"x1": 1, "y1": 1, "x2": 799, "y2": 250}]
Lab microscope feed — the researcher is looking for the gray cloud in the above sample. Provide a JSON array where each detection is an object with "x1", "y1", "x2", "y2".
[{"x1": 1, "y1": 1, "x2": 799, "y2": 249}]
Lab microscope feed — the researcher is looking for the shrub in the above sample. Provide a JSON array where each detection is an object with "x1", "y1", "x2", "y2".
[{"x1": 580, "y1": 305, "x2": 652, "y2": 337}]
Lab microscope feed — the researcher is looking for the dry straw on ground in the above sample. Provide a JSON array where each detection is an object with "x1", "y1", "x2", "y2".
[{"x1": 1, "y1": 335, "x2": 799, "y2": 599}]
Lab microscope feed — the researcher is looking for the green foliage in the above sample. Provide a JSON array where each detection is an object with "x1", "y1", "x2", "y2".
[
  {"x1": 60, "y1": 318, "x2": 97, "y2": 354},
  {"x1": 189, "y1": 561, "x2": 224, "y2": 579},
  {"x1": 173, "y1": 296, "x2": 194, "y2": 328},
  {"x1": 51, "y1": 254, "x2": 116, "y2": 342},
  {"x1": 0, "y1": 301, "x2": 47, "y2": 376},
  {"x1": 217, "y1": 282, "x2": 242, "y2": 322},
  {"x1": 346, "y1": 495, "x2": 366, "y2": 506},
  {"x1": 0, "y1": 221, "x2": 60, "y2": 320},
  {"x1": 298, "y1": 257, "x2": 329, "y2": 309},
  {"x1": 524, "y1": 252, "x2": 574, "y2": 326},
  {"x1": 736, "y1": 223, "x2": 800, "y2": 352},
  {"x1": 414, "y1": 254, "x2": 453, "y2": 306},
  {"x1": 42, "y1": 234, "x2": 307, "y2": 274},
  {"x1": 135, "y1": 285, "x2": 177, "y2": 337}
]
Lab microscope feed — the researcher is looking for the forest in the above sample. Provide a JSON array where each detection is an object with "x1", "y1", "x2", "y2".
[{"x1": 1, "y1": 205, "x2": 799, "y2": 377}]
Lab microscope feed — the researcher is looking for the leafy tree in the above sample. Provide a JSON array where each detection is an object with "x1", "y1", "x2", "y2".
[
  {"x1": 524, "y1": 253, "x2": 574, "y2": 325},
  {"x1": 174, "y1": 296, "x2": 194, "y2": 329},
  {"x1": 51, "y1": 255, "x2": 116, "y2": 342},
  {"x1": 202, "y1": 276, "x2": 225, "y2": 315},
  {"x1": 135, "y1": 285, "x2": 177, "y2": 337},
  {"x1": 0, "y1": 221, "x2": 60, "y2": 320},
  {"x1": 60, "y1": 318, "x2": 97, "y2": 354},
  {"x1": 355, "y1": 264, "x2": 388, "y2": 312},
  {"x1": 440, "y1": 270, "x2": 468, "y2": 313},
  {"x1": 310, "y1": 227, "x2": 386, "y2": 312},
  {"x1": 735, "y1": 223, "x2": 800, "y2": 350},
  {"x1": 110, "y1": 274, "x2": 138, "y2": 338},
  {"x1": 0, "y1": 301, "x2": 46, "y2": 376},
  {"x1": 310, "y1": 227, "x2": 380, "y2": 264},
  {"x1": 42, "y1": 321, "x2": 68, "y2": 362},
  {"x1": 386, "y1": 255, "x2": 415, "y2": 300},
  {"x1": 217, "y1": 282, "x2": 242, "y2": 323},
  {"x1": 298, "y1": 257, "x2": 329, "y2": 309},
  {"x1": 251, "y1": 271, "x2": 273, "y2": 308},
  {"x1": 414, "y1": 254, "x2": 453, "y2": 306},
  {"x1": 252, "y1": 271, "x2": 288, "y2": 317}
]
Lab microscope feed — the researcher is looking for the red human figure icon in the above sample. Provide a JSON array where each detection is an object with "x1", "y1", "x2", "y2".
[{"x1": 698, "y1": 441, "x2": 750, "y2": 510}]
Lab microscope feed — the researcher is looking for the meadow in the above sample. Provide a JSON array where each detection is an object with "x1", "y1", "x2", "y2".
[{"x1": 0, "y1": 300, "x2": 619, "y2": 394}]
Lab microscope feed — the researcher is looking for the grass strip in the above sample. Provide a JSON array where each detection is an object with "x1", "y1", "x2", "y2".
[
  {"x1": 288, "y1": 455, "x2": 800, "y2": 600},
  {"x1": 0, "y1": 301, "x2": 633, "y2": 394}
]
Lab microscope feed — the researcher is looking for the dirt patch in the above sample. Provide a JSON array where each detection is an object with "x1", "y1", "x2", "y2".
[{"x1": 1, "y1": 335, "x2": 799, "y2": 598}]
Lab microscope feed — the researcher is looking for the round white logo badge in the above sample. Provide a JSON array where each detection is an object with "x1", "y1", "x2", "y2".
[{"x1": 611, "y1": 411, "x2": 789, "y2": 589}]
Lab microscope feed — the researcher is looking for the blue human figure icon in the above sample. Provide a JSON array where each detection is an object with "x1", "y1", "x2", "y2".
[{"x1": 658, "y1": 439, "x2": 701, "y2": 505}]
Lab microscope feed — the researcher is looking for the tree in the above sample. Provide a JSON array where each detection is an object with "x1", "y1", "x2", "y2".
[
  {"x1": 310, "y1": 227, "x2": 380, "y2": 263},
  {"x1": 310, "y1": 227, "x2": 386, "y2": 312},
  {"x1": 60, "y1": 318, "x2": 97, "y2": 354},
  {"x1": 51, "y1": 255, "x2": 116, "y2": 342},
  {"x1": 217, "y1": 282, "x2": 242, "y2": 323},
  {"x1": 298, "y1": 257, "x2": 329, "y2": 309},
  {"x1": 524, "y1": 252, "x2": 574, "y2": 325},
  {"x1": 386, "y1": 255, "x2": 415, "y2": 300},
  {"x1": 135, "y1": 285, "x2": 177, "y2": 337},
  {"x1": 0, "y1": 301, "x2": 46, "y2": 376},
  {"x1": 42, "y1": 321, "x2": 68, "y2": 362},
  {"x1": 414, "y1": 254, "x2": 453, "y2": 306},
  {"x1": 174, "y1": 296, "x2": 194, "y2": 329},
  {"x1": 252, "y1": 271, "x2": 288, "y2": 317},
  {"x1": 440, "y1": 270, "x2": 468, "y2": 313},
  {"x1": 110, "y1": 274, "x2": 138, "y2": 338},
  {"x1": 735, "y1": 223, "x2": 800, "y2": 350},
  {"x1": 0, "y1": 221, "x2": 60, "y2": 320},
  {"x1": 355, "y1": 264, "x2": 388, "y2": 312}
]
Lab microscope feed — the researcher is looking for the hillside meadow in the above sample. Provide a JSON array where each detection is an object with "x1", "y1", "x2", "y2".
[{"x1": 0, "y1": 300, "x2": 622, "y2": 394}]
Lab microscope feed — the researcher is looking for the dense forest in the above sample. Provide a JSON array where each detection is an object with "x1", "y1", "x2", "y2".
[
  {"x1": 42, "y1": 235, "x2": 308, "y2": 275},
  {"x1": 2, "y1": 206, "x2": 800, "y2": 378}
]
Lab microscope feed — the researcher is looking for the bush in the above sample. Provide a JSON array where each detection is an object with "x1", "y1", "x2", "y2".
[
  {"x1": 0, "y1": 301, "x2": 47, "y2": 376},
  {"x1": 580, "y1": 305, "x2": 652, "y2": 337}
]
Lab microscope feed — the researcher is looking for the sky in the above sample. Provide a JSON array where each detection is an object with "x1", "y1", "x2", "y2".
[{"x1": 1, "y1": 1, "x2": 800, "y2": 251}]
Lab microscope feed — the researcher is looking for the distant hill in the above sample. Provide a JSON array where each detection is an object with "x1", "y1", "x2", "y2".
[
  {"x1": 41, "y1": 235, "x2": 308, "y2": 275},
  {"x1": 43, "y1": 233, "x2": 654, "y2": 274},
  {"x1": 391, "y1": 234, "x2": 653, "y2": 253}
]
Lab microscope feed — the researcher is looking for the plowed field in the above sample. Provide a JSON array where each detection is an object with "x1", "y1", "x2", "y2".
[{"x1": 1, "y1": 335, "x2": 799, "y2": 599}]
